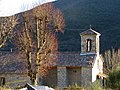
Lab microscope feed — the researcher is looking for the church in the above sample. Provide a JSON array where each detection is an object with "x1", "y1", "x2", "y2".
[
  {"x1": 43, "y1": 28, "x2": 103, "y2": 88},
  {"x1": 0, "y1": 28, "x2": 103, "y2": 88}
]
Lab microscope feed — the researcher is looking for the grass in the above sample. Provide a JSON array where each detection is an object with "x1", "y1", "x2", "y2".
[
  {"x1": 0, "y1": 86, "x2": 11, "y2": 90},
  {"x1": 5, "y1": 80, "x2": 26, "y2": 85},
  {"x1": 85, "y1": 80, "x2": 102, "y2": 90}
]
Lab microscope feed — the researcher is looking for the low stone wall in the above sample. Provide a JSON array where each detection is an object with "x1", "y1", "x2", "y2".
[{"x1": 0, "y1": 73, "x2": 30, "y2": 88}]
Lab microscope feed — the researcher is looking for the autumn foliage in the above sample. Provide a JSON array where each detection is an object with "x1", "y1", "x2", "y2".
[
  {"x1": 11, "y1": 3, "x2": 65, "y2": 85},
  {"x1": 0, "y1": 16, "x2": 17, "y2": 48}
]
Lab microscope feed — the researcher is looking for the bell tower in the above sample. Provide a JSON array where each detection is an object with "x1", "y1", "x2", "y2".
[{"x1": 80, "y1": 28, "x2": 101, "y2": 55}]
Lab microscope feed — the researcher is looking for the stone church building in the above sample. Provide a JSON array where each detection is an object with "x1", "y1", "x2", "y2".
[
  {"x1": 0, "y1": 28, "x2": 103, "y2": 88},
  {"x1": 43, "y1": 28, "x2": 103, "y2": 88}
]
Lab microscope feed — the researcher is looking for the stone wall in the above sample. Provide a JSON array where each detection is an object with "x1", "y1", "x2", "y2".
[
  {"x1": 67, "y1": 67, "x2": 81, "y2": 86},
  {"x1": 80, "y1": 35, "x2": 100, "y2": 54},
  {"x1": 81, "y1": 67, "x2": 92, "y2": 86},
  {"x1": 42, "y1": 67, "x2": 57, "y2": 88},
  {"x1": 0, "y1": 73, "x2": 30, "y2": 88},
  {"x1": 57, "y1": 67, "x2": 67, "y2": 88}
]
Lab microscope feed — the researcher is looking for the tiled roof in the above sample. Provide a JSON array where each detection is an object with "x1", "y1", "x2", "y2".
[
  {"x1": 80, "y1": 29, "x2": 101, "y2": 36},
  {"x1": 0, "y1": 51, "x2": 27, "y2": 73},
  {"x1": 56, "y1": 52, "x2": 97, "y2": 67},
  {"x1": 0, "y1": 51, "x2": 97, "y2": 73}
]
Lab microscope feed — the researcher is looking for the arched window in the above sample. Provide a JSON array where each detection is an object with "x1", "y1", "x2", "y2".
[{"x1": 86, "y1": 39, "x2": 92, "y2": 52}]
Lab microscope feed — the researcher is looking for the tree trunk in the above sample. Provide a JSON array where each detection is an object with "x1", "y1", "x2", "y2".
[
  {"x1": 32, "y1": 18, "x2": 41, "y2": 86},
  {"x1": 26, "y1": 51, "x2": 40, "y2": 86},
  {"x1": 26, "y1": 50, "x2": 34, "y2": 85}
]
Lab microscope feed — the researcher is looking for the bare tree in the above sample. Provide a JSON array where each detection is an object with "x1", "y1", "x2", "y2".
[
  {"x1": 103, "y1": 48, "x2": 120, "y2": 74},
  {"x1": 12, "y1": 3, "x2": 65, "y2": 85},
  {"x1": 32, "y1": 3, "x2": 65, "y2": 85},
  {"x1": 0, "y1": 16, "x2": 17, "y2": 48}
]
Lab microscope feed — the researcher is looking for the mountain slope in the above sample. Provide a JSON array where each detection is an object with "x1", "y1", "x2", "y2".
[{"x1": 54, "y1": 0, "x2": 120, "y2": 52}]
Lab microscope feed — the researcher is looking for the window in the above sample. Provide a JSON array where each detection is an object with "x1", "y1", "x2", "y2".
[{"x1": 86, "y1": 39, "x2": 92, "y2": 52}]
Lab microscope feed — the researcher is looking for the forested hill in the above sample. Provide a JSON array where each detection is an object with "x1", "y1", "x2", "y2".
[
  {"x1": 54, "y1": 0, "x2": 120, "y2": 53},
  {"x1": 1, "y1": 0, "x2": 120, "y2": 53}
]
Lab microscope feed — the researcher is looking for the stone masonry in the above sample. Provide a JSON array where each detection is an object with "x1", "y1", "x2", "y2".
[
  {"x1": 81, "y1": 35, "x2": 97, "y2": 54},
  {"x1": 81, "y1": 67, "x2": 92, "y2": 86},
  {"x1": 80, "y1": 29, "x2": 101, "y2": 54},
  {"x1": 57, "y1": 67, "x2": 67, "y2": 88}
]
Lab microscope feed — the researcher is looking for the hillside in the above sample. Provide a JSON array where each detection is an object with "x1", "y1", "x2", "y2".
[
  {"x1": 1, "y1": 0, "x2": 120, "y2": 53},
  {"x1": 54, "y1": 0, "x2": 120, "y2": 53}
]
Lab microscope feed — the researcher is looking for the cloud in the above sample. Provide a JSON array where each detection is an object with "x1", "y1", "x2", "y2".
[{"x1": 0, "y1": 0, "x2": 56, "y2": 17}]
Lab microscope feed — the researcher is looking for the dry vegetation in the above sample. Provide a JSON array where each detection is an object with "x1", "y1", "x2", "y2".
[{"x1": 10, "y1": 3, "x2": 65, "y2": 85}]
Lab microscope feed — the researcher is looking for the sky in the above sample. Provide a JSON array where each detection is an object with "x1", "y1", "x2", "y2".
[{"x1": 0, "y1": 0, "x2": 56, "y2": 17}]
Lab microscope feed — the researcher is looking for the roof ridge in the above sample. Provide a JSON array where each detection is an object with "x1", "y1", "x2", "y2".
[{"x1": 80, "y1": 28, "x2": 101, "y2": 35}]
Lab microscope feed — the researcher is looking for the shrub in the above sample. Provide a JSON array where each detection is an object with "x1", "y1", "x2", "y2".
[
  {"x1": 106, "y1": 69, "x2": 120, "y2": 90},
  {"x1": 85, "y1": 80, "x2": 102, "y2": 90}
]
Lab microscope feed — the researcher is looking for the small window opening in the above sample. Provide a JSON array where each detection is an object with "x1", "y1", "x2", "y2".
[{"x1": 86, "y1": 39, "x2": 92, "y2": 52}]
